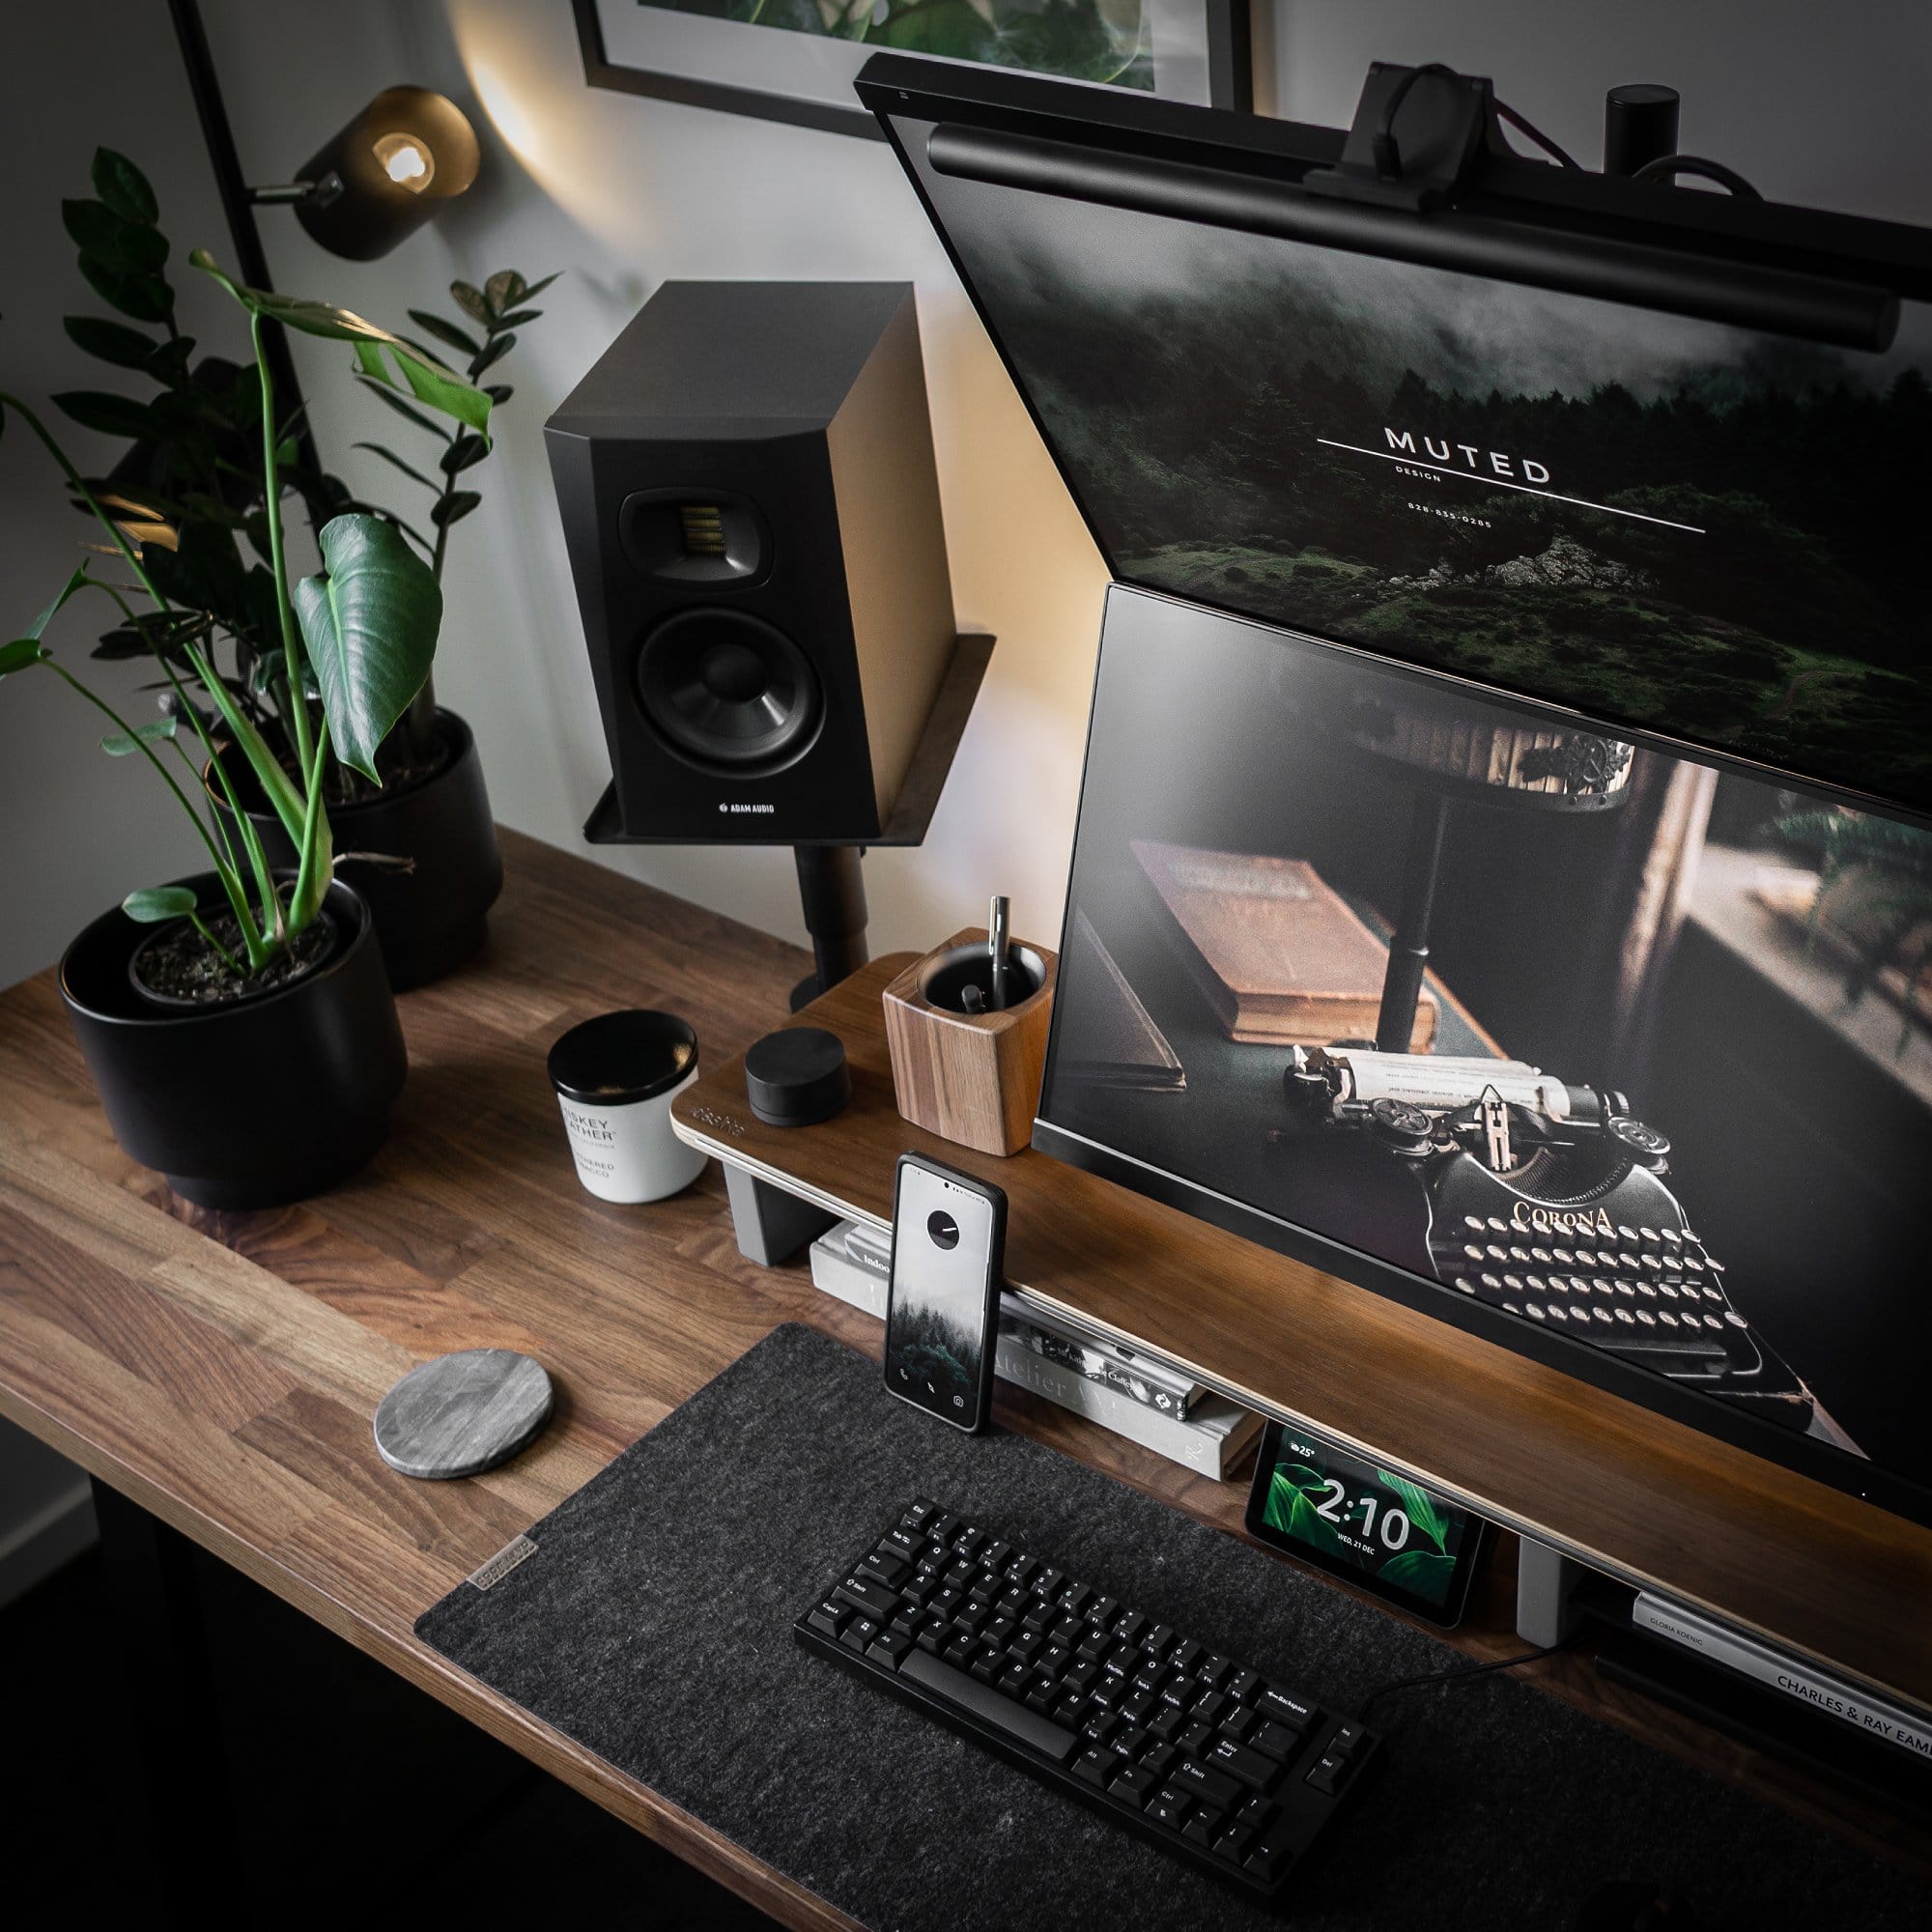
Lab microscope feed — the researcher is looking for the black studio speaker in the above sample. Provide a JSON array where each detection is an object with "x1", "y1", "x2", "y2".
[{"x1": 545, "y1": 282, "x2": 958, "y2": 843}]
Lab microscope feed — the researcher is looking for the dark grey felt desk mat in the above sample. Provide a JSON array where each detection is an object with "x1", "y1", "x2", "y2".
[{"x1": 415, "y1": 1324, "x2": 1925, "y2": 1930}]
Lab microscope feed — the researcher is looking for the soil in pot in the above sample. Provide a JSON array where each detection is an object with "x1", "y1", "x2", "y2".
[{"x1": 129, "y1": 909, "x2": 336, "y2": 1009}]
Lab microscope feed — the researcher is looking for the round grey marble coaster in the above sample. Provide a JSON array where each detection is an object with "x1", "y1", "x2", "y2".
[{"x1": 373, "y1": 1350, "x2": 554, "y2": 1480}]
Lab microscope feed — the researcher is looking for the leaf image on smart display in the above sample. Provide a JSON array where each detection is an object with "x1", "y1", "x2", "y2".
[
  {"x1": 1376, "y1": 1469, "x2": 1449, "y2": 1554},
  {"x1": 1263, "y1": 1465, "x2": 1340, "y2": 1554},
  {"x1": 1378, "y1": 1549, "x2": 1458, "y2": 1599}
]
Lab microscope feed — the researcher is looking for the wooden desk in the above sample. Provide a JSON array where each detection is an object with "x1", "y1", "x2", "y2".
[{"x1": 0, "y1": 831, "x2": 1923, "y2": 1924}]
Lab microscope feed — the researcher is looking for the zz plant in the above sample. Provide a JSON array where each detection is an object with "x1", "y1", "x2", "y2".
[{"x1": 1, "y1": 161, "x2": 490, "y2": 986}]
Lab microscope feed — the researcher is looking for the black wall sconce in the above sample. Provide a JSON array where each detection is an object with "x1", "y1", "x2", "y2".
[{"x1": 279, "y1": 86, "x2": 482, "y2": 261}]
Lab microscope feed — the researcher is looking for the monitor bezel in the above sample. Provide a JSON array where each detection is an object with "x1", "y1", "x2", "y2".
[{"x1": 1032, "y1": 582, "x2": 1932, "y2": 1533}]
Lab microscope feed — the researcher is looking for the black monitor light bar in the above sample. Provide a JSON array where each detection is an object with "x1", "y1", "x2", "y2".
[{"x1": 921, "y1": 62, "x2": 1907, "y2": 352}]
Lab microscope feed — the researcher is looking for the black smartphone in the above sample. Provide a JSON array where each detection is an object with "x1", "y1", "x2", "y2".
[{"x1": 883, "y1": 1153, "x2": 1006, "y2": 1433}]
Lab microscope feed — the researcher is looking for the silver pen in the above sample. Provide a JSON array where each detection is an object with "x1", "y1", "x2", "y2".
[{"x1": 988, "y1": 895, "x2": 1010, "y2": 1010}]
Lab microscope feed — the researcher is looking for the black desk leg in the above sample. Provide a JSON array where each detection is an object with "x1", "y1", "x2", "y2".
[{"x1": 92, "y1": 1479, "x2": 241, "y2": 1921}]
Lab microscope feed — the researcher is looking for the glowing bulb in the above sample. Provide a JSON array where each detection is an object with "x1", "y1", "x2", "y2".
[{"x1": 372, "y1": 132, "x2": 433, "y2": 191}]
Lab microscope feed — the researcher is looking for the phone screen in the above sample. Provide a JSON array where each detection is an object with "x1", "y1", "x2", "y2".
[{"x1": 885, "y1": 1162, "x2": 999, "y2": 1429}]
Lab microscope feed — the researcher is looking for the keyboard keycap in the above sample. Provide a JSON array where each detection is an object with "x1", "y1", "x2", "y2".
[
  {"x1": 1254, "y1": 1687, "x2": 1319, "y2": 1732},
  {"x1": 1305, "y1": 1750, "x2": 1350, "y2": 1796},
  {"x1": 1074, "y1": 1746, "x2": 1113, "y2": 1788},
  {"x1": 834, "y1": 1575, "x2": 900, "y2": 1622},
  {"x1": 900, "y1": 1648, "x2": 1079, "y2": 1764},
  {"x1": 1148, "y1": 1789, "x2": 1190, "y2": 1833},
  {"x1": 1249, "y1": 1719, "x2": 1302, "y2": 1762},
  {"x1": 859, "y1": 1548, "x2": 910, "y2": 1589},
  {"x1": 1173, "y1": 1758, "x2": 1242, "y2": 1809},
  {"x1": 867, "y1": 1628, "x2": 914, "y2": 1670},
  {"x1": 1206, "y1": 1737, "x2": 1282, "y2": 1791},
  {"x1": 1109, "y1": 1762, "x2": 1156, "y2": 1809}
]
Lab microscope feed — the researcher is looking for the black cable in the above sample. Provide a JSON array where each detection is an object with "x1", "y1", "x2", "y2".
[
  {"x1": 1492, "y1": 98, "x2": 1581, "y2": 170},
  {"x1": 1632, "y1": 153, "x2": 1764, "y2": 199},
  {"x1": 1358, "y1": 1633, "x2": 1583, "y2": 1721}
]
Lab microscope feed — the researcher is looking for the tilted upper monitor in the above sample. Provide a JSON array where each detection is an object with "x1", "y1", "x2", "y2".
[{"x1": 857, "y1": 55, "x2": 1932, "y2": 818}]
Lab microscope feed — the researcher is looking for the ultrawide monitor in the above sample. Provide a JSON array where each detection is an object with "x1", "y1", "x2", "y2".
[
  {"x1": 1037, "y1": 584, "x2": 1932, "y2": 1522},
  {"x1": 859, "y1": 56, "x2": 1932, "y2": 817}
]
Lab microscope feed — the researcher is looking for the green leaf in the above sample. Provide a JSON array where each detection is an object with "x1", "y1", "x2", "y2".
[
  {"x1": 62, "y1": 198, "x2": 167, "y2": 274},
  {"x1": 439, "y1": 433, "x2": 488, "y2": 474},
  {"x1": 431, "y1": 490, "x2": 481, "y2": 527},
  {"x1": 76, "y1": 253, "x2": 172, "y2": 324},
  {"x1": 408, "y1": 309, "x2": 480, "y2": 357},
  {"x1": 495, "y1": 307, "x2": 543, "y2": 327},
  {"x1": 54, "y1": 389, "x2": 160, "y2": 440},
  {"x1": 1376, "y1": 1470, "x2": 1450, "y2": 1554},
  {"x1": 483, "y1": 269, "x2": 525, "y2": 315},
  {"x1": 93, "y1": 149, "x2": 159, "y2": 226},
  {"x1": 123, "y1": 885, "x2": 199, "y2": 923},
  {"x1": 352, "y1": 440, "x2": 439, "y2": 491},
  {"x1": 63, "y1": 315, "x2": 157, "y2": 371},
  {"x1": 469, "y1": 332, "x2": 514, "y2": 378},
  {"x1": 293, "y1": 513, "x2": 442, "y2": 783},
  {"x1": 1285, "y1": 1484, "x2": 1342, "y2": 1555},
  {"x1": 1378, "y1": 1549, "x2": 1458, "y2": 1598},
  {"x1": 449, "y1": 280, "x2": 489, "y2": 325},
  {"x1": 518, "y1": 272, "x2": 560, "y2": 302},
  {"x1": 355, "y1": 374, "x2": 449, "y2": 440},
  {"x1": 22, "y1": 564, "x2": 94, "y2": 644},
  {"x1": 483, "y1": 383, "x2": 514, "y2": 407},
  {"x1": 0, "y1": 639, "x2": 48, "y2": 678},
  {"x1": 100, "y1": 715, "x2": 179, "y2": 755},
  {"x1": 191, "y1": 251, "x2": 492, "y2": 440}
]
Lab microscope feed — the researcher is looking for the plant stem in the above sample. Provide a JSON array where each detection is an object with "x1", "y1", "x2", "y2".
[
  {"x1": 188, "y1": 912, "x2": 245, "y2": 978},
  {"x1": 41, "y1": 659, "x2": 268, "y2": 963},
  {"x1": 251, "y1": 311, "x2": 315, "y2": 779}
]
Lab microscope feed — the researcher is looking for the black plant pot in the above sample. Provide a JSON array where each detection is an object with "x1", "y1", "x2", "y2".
[
  {"x1": 60, "y1": 873, "x2": 408, "y2": 1209},
  {"x1": 215, "y1": 708, "x2": 502, "y2": 991}
]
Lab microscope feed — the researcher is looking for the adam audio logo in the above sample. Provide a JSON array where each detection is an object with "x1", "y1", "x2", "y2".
[{"x1": 719, "y1": 802, "x2": 775, "y2": 814}]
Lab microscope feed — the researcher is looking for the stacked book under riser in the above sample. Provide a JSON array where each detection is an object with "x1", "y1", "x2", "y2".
[{"x1": 812, "y1": 1221, "x2": 1262, "y2": 1480}]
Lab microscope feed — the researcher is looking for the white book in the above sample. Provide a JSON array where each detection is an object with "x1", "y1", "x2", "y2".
[{"x1": 808, "y1": 1224, "x2": 1261, "y2": 1481}]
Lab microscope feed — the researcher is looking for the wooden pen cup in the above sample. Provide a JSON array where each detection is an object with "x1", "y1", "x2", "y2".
[{"x1": 883, "y1": 929, "x2": 1059, "y2": 1156}]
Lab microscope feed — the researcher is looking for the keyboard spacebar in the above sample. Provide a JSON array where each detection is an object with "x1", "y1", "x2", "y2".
[{"x1": 900, "y1": 1650, "x2": 1079, "y2": 1763}]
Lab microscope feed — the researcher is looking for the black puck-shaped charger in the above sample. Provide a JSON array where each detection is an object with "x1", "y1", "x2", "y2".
[{"x1": 744, "y1": 1025, "x2": 850, "y2": 1127}]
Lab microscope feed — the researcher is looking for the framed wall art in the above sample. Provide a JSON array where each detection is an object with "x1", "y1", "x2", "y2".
[{"x1": 572, "y1": 0, "x2": 1252, "y2": 140}]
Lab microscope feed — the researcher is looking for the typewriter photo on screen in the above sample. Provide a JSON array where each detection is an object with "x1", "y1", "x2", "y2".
[{"x1": 1034, "y1": 586, "x2": 1932, "y2": 1506}]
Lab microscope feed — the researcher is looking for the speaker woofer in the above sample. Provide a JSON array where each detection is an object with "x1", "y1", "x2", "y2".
[{"x1": 635, "y1": 608, "x2": 823, "y2": 775}]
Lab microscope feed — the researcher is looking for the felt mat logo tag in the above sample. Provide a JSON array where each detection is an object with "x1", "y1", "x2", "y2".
[{"x1": 468, "y1": 1534, "x2": 539, "y2": 1591}]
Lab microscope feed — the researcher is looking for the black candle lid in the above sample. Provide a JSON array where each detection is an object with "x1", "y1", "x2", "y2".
[
  {"x1": 548, "y1": 1009, "x2": 698, "y2": 1106},
  {"x1": 744, "y1": 1025, "x2": 850, "y2": 1127}
]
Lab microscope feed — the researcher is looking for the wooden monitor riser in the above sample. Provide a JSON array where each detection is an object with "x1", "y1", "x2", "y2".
[{"x1": 673, "y1": 953, "x2": 1932, "y2": 1721}]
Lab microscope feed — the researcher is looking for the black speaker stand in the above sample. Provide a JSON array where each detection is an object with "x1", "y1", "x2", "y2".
[{"x1": 791, "y1": 844, "x2": 868, "y2": 1011}]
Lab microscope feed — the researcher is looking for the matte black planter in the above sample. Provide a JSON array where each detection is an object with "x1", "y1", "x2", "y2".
[
  {"x1": 215, "y1": 708, "x2": 502, "y2": 991},
  {"x1": 60, "y1": 874, "x2": 408, "y2": 1209}
]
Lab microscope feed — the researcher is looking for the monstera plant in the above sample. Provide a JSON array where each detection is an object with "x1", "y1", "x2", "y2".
[{"x1": 1, "y1": 175, "x2": 492, "y2": 1208}]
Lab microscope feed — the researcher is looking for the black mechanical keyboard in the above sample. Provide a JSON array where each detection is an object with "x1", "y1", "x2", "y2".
[{"x1": 793, "y1": 1496, "x2": 1378, "y2": 1899}]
